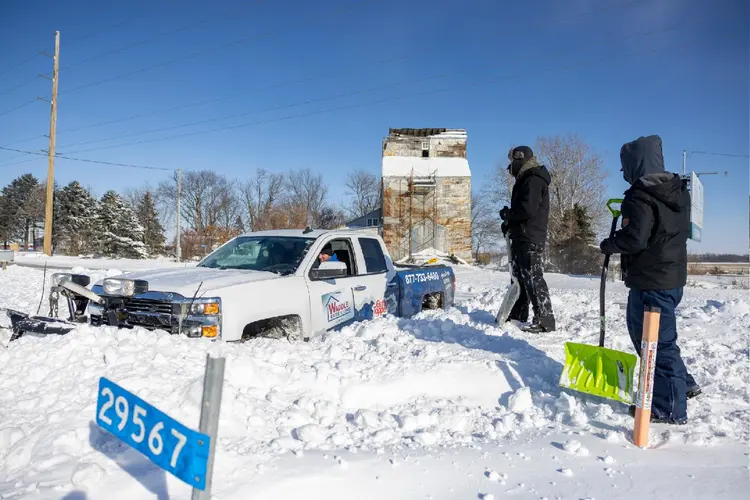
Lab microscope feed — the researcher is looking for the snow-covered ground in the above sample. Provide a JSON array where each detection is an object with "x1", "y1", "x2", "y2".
[{"x1": 0, "y1": 261, "x2": 748, "y2": 499}]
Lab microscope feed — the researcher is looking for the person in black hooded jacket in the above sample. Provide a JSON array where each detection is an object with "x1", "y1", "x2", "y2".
[
  {"x1": 600, "y1": 135, "x2": 700, "y2": 425},
  {"x1": 500, "y1": 145, "x2": 556, "y2": 333}
]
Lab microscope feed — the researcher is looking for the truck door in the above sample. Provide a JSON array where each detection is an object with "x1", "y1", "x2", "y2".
[
  {"x1": 351, "y1": 236, "x2": 394, "y2": 320},
  {"x1": 306, "y1": 237, "x2": 361, "y2": 333}
]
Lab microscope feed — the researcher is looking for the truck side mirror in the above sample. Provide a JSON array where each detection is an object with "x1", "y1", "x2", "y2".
[{"x1": 310, "y1": 260, "x2": 347, "y2": 280}]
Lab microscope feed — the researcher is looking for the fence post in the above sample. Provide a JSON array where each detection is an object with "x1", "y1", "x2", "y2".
[
  {"x1": 633, "y1": 305, "x2": 660, "y2": 448},
  {"x1": 192, "y1": 354, "x2": 225, "y2": 500}
]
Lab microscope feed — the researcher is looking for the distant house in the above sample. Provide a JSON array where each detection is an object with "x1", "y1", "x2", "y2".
[
  {"x1": 344, "y1": 208, "x2": 381, "y2": 235},
  {"x1": 345, "y1": 208, "x2": 381, "y2": 228}
]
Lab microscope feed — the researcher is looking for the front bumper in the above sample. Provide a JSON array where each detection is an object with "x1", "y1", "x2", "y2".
[{"x1": 88, "y1": 287, "x2": 222, "y2": 339}]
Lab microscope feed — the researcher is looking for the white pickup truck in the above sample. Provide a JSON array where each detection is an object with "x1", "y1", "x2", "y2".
[{"x1": 20, "y1": 229, "x2": 456, "y2": 343}]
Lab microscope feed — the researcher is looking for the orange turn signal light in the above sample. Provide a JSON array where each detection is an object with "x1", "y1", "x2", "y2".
[
  {"x1": 203, "y1": 303, "x2": 220, "y2": 315},
  {"x1": 202, "y1": 325, "x2": 218, "y2": 338}
]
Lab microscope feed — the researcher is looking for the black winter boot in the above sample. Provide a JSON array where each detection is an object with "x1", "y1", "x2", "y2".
[
  {"x1": 521, "y1": 316, "x2": 556, "y2": 333},
  {"x1": 687, "y1": 384, "x2": 702, "y2": 399},
  {"x1": 628, "y1": 405, "x2": 688, "y2": 425}
]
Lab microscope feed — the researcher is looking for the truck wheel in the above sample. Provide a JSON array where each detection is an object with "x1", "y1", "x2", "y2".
[
  {"x1": 241, "y1": 315, "x2": 303, "y2": 342},
  {"x1": 422, "y1": 292, "x2": 443, "y2": 310}
]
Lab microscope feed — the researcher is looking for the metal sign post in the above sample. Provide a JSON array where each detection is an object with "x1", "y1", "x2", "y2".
[
  {"x1": 94, "y1": 354, "x2": 225, "y2": 496},
  {"x1": 192, "y1": 354, "x2": 225, "y2": 500}
]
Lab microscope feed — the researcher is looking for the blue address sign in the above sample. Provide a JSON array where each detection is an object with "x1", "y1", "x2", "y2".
[{"x1": 95, "y1": 377, "x2": 210, "y2": 490}]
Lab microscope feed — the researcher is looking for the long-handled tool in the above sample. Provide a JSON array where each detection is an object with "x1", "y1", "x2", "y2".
[
  {"x1": 496, "y1": 232, "x2": 521, "y2": 324},
  {"x1": 558, "y1": 199, "x2": 638, "y2": 405}
]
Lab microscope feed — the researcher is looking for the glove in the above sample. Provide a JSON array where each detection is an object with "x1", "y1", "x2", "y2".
[
  {"x1": 499, "y1": 206, "x2": 510, "y2": 220},
  {"x1": 599, "y1": 239, "x2": 611, "y2": 254}
]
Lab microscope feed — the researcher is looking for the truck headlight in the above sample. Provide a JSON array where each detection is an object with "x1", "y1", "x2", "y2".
[
  {"x1": 52, "y1": 273, "x2": 91, "y2": 287},
  {"x1": 51, "y1": 273, "x2": 72, "y2": 285},
  {"x1": 102, "y1": 278, "x2": 148, "y2": 297},
  {"x1": 190, "y1": 301, "x2": 220, "y2": 315}
]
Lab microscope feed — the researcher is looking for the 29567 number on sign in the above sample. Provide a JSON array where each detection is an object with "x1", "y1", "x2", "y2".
[{"x1": 95, "y1": 377, "x2": 210, "y2": 490}]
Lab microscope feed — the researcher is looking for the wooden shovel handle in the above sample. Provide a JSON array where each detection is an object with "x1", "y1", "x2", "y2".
[{"x1": 634, "y1": 305, "x2": 661, "y2": 448}]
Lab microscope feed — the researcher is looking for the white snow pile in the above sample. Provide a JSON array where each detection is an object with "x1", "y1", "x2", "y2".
[
  {"x1": 0, "y1": 264, "x2": 748, "y2": 499},
  {"x1": 396, "y1": 248, "x2": 470, "y2": 266},
  {"x1": 13, "y1": 252, "x2": 194, "y2": 273}
]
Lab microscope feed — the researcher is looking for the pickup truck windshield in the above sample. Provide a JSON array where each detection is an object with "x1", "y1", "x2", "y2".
[{"x1": 197, "y1": 236, "x2": 315, "y2": 275}]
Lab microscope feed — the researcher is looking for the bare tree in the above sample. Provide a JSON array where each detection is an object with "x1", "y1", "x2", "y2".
[
  {"x1": 123, "y1": 184, "x2": 150, "y2": 209},
  {"x1": 535, "y1": 134, "x2": 608, "y2": 245},
  {"x1": 157, "y1": 170, "x2": 233, "y2": 232},
  {"x1": 345, "y1": 170, "x2": 380, "y2": 218},
  {"x1": 485, "y1": 134, "x2": 608, "y2": 251},
  {"x1": 286, "y1": 168, "x2": 328, "y2": 227},
  {"x1": 215, "y1": 179, "x2": 243, "y2": 231},
  {"x1": 240, "y1": 169, "x2": 286, "y2": 231},
  {"x1": 471, "y1": 192, "x2": 503, "y2": 263}
]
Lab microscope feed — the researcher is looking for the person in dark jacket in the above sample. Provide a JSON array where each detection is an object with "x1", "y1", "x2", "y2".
[
  {"x1": 500, "y1": 145, "x2": 556, "y2": 333},
  {"x1": 600, "y1": 135, "x2": 700, "y2": 425}
]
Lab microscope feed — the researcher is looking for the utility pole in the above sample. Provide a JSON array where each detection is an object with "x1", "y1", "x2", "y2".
[
  {"x1": 176, "y1": 168, "x2": 182, "y2": 261},
  {"x1": 42, "y1": 31, "x2": 60, "y2": 256},
  {"x1": 408, "y1": 169, "x2": 413, "y2": 260},
  {"x1": 682, "y1": 149, "x2": 687, "y2": 177}
]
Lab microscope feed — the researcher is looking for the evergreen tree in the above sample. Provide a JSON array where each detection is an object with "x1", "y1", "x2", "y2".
[
  {"x1": 96, "y1": 190, "x2": 148, "y2": 259},
  {"x1": 55, "y1": 181, "x2": 98, "y2": 255},
  {"x1": 550, "y1": 204, "x2": 600, "y2": 275},
  {"x1": 135, "y1": 191, "x2": 165, "y2": 256},
  {"x1": 0, "y1": 174, "x2": 41, "y2": 247}
]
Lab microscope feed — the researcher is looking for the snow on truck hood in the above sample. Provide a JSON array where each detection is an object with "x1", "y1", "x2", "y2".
[{"x1": 97, "y1": 266, "x2": 283, "y2": 296}]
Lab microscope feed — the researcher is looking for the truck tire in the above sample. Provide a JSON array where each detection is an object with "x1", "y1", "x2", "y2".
[
  {"x1": 242, "y1": 315, "x2": 303, "y2": 342},
  {"x1": 422, "y1": 292, "x2": 443, "y2": 310}
]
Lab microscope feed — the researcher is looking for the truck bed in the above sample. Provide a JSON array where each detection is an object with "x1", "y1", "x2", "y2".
[{"x1": 388, "y1": 265, "x2": 455, "y2": 318}]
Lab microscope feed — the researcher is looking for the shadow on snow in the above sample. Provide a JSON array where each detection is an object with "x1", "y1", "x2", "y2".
[{"x1": 88, "y1": 421, "x2": 170, "y2": 500}]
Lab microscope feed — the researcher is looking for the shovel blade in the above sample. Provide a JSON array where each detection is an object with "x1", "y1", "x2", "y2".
[
  {"x1": 496, "y1": 281, "x2": 521, "y2": 324},
  {"x1": 559, "y1": 341, "x2": 638, "y2": 405}
]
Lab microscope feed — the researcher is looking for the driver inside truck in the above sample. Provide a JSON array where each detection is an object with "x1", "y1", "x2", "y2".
[{"x1": 318, "y1": 243, "x2": 339, "y2": 263}]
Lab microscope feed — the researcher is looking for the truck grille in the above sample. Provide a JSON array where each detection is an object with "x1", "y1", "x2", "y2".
[{"x1": 124, "y1": 298, "x2": 173, "y2": 315}]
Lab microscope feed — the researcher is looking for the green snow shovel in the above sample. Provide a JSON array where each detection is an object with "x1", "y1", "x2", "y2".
[{"x1": 558, "y1": 199, "x2": 638, "y2": 405}]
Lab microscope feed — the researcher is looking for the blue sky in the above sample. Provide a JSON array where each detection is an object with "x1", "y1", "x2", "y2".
[{"x1": 0, "y1": 0, "x2": 747, "y2": 253}]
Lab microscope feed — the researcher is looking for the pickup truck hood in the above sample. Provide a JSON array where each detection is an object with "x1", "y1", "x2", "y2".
[{"x1": 102, "y1": 267, "x2": 283, "y2": 297}]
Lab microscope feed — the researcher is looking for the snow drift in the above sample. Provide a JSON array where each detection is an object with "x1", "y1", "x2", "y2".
[{"x1": 0, "y1": 264, "x2": 747, "y2": 499}]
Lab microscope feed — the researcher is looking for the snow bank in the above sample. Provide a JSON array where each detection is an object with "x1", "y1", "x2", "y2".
[
  {"x1": 14, "y1": 252, "x2": 194, "y2": 273},
  {"x1": 396, "y1": 248, "x2": 470, "y2": 266},
  {"x1": 382, "y1": 156, "x2": 471, "y2": 178},
  {"x1": 0, "y1": 264, "x2": 748, "y2": 499}
]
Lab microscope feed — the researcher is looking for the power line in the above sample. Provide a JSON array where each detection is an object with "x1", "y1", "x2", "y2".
[
  {"x1": 0, "y1": 13, "x2": 148, "y2": 95},
  {"x1": 59, "y1": 17, "x2": 221, "y2": 72},
  {"x1": 0, "y1": 53, "x2": 42, "y2": 78},
  {"x1": 63, "y1": 39, "x2": 709, "y2": 156},
  {"x1": 0, "y1": 76, "x2": 43, "y2": 96},
  {"x1": 689, "y1": 151, "x2": 749, "y2": 159},
  {"x1": 0, "y1": 146, "x2": 172, "y2": 171},
  {"x1": 0, "y1": 99, "x2": 39, "y2": 118},
  {"x1": 63, "y1": 12, "x2": 148, "y2": 48},
  {"x1": 4, "y1": 0, "x2": 649, "y2": 146},
  {"x1": 0, "y1": 156, "x2": 38, "y2": 169},
  {"x1": 59, "y1": 0, "x2": 377, "y2": 96},
  {"x1": 3, "y1": 39, "x2": 736, "y2": 173},
  {"x1": 56, "y1": 19, "x2": 706, "y2": 153}
]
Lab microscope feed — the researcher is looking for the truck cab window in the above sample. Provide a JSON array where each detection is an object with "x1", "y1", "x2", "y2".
[
  {"x1": 312, "y1": 238, "x2": 357, "y2": 276},
  {"x1": 359, "y1": 237, "x2": 387, "y2": 273}
]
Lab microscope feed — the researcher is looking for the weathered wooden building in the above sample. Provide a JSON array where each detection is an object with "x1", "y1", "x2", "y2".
[{"x1": 380, "y1": 128, "x2": 472, "y2": 262}]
